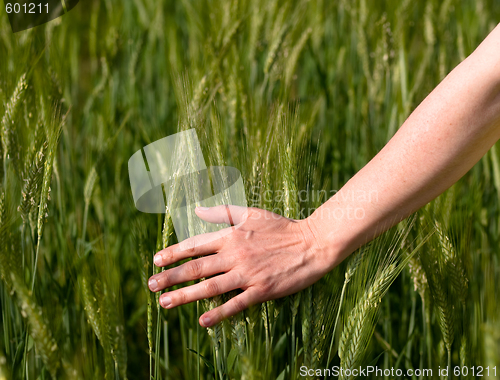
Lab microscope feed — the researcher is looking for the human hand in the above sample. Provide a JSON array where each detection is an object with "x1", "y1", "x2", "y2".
[{"x1": 148, "y1": 205, "x2": 334, "y2": 327}]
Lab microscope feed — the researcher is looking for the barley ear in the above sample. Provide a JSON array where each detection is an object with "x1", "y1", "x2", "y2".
[
  {"x1": 264, "y1": 15, "x2": 289, "y2": 75},
  {"x1": 231, "y1": 313, "x2": 249, "y2": 377},
  {"x1": 285, "y1": 27, "x2": 312, "y2": 87},
  {"x1": 301, "y1": 285, "x2": 313, "y2": 368},
  {"x1": 18, "y1": 141, "x2": 48, "y2": 222},
  {"x1": 132, "y1": 219, "x2": 154, "y2": 361},
  {"x1": 421, "y1": 247, "x2": 455, "y2": 354},
  {"x1": 11, "y1": 273, "x2": 60, "y2": 378},
  {"x1": 0, "y1": 190, "x2": 13, "y2": 289},
  {"x1": 339, "y1": 264, "x2": 397, "y2": 376},
  {"x1": 1, "y1": 73, "x2": 27, "y2": 179},
  {"x1": 79, "y1": 268, "x2": 103, "y2": 343},
  {"x1": 435, "y1": 222, "x2": 468, "y2": 305},
  {"x1": 36, "y1": 114, "x2": 63, "y2": 243},
  {"x1": 407, "y1": 253, "x2": 428, "y2": 302},
  {"x1": 102, "y1": 282, "x2": 128, "y2": 380},
  {"x1": 311, "y1": 285, "x2": 327, "y2": 367},
  {"x1": 31, "y1": 111, "x2": 64, "y2": 291}
]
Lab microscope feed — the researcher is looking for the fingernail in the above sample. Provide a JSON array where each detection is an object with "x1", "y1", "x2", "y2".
[
  {"x1": 161, "y1": 296, "x2": 171, "y2": 308},
  {"x1": 202, "y1": 316, "x2": 211, "y2": 327},
  {"x1": 148, "y1": 278, "x2": 158, "y2": 291},
  {"x1": 196, "y1": 206, "x2": 210, "y2": 211},
  {"x1": 154, "y1": 254, "x2": 162, "y2": 266}
]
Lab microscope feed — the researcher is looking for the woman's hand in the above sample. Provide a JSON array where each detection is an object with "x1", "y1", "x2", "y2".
[{"x1": 148, "y1": 205, "x2": 332, "y2": 328}]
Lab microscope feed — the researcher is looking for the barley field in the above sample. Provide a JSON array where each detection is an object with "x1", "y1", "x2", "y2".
[{"x1": 1, "y1": 0, "x2": 500, "y2": 379}]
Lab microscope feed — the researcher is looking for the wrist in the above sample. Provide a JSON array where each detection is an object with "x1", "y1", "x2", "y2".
[{"x1": 299, "y1": 214, "x2": 351, "y2": 271}]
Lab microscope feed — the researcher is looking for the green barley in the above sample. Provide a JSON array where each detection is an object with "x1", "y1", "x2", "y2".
[
  {"x1": 1, "y1": 73, "x2": 27, "y2": 179},
  {"x1": 11, "y1": 274, "x2": 60, "y2": 378}
]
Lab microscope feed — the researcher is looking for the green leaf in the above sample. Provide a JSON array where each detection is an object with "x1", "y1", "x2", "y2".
[
  {"x1": 187, "y1": 348, "x2": 215, "y2": 374},
  {"x1": 226, "y1": 348, "x2": 237, "y2": 373}
]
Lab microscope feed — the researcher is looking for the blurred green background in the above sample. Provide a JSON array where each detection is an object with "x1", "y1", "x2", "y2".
[{"x1": 1, "y1": 0, "x2": 500, "y2": 378}]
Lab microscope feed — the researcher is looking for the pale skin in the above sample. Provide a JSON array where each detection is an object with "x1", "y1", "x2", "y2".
[{"x1": 148, "y1": 23, "x2": 500, "y2": 328}]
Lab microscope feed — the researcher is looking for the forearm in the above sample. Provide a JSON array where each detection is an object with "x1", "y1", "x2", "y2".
[{"x1": 309, "y1": 23, "x2": 500, "y2": 267}]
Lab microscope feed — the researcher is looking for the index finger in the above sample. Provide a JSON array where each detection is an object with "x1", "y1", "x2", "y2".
[{"x1": 154, "y1": 227, "x2": 233, "y2": 267}]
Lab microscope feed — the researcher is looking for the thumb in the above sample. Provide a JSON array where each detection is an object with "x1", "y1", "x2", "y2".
[{"x1": 195, "y1": 205, "x2": 250, "y2": 226}]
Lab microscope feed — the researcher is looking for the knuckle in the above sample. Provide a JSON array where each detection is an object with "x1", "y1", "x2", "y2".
[
  {"x1": 231, "y1": 297, "x2": 247, "y2": 313},
  {"x1": 233, "y1": 271, "x2": 245, "y2": 287},
  {"x1": 181, "y1": 238, "x2": 197, "y2": 253},
  {"x1": 160, "y1": 271, "x2": 170, "y2": 287},
  {"x1": 256, "y1": 281, "x2": 271, "y2": 296},
  {"x1": 186, "y1": 259, "x2": 203, "y2": 278},
  {"x1": 233, "y1": 248, "x2": 248, "y2": 263},
  {"x1": 177, "y1": 290, "x2": 187, "y2": 304},
  {"x1": 211, "y1": 309, "x2": 222, "y2": 322},
  {"x1": 166, "y1": 250, "x2": 175, "y2": 262},
  {"x1": 203, "y1": 280, "x2": 220, "y2": 297}
]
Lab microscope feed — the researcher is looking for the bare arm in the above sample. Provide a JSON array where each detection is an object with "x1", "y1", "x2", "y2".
[
  {"x1": 149, "y1": 23, "x2": 500, "y2": 328},
  {"x1": 308, "y1": 22, "x2": 500, "y2": 268}
]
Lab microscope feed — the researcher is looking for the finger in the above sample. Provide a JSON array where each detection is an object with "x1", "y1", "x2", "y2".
[
  {"x1": 199, "y1": 288, "x2": 260, "y2": 327},
  {"x1": 149, "y1": 255, "x2": 231, "y2": 292},
  {"x1": 154, "y1": 228, "x2": 232, "y2": 267},
  {"x1": 159, "y1": 272, "x2": 243, "y2": 309},
  {"x1": 195, "y1": 205, "x2": 250, "y2": 226}
]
